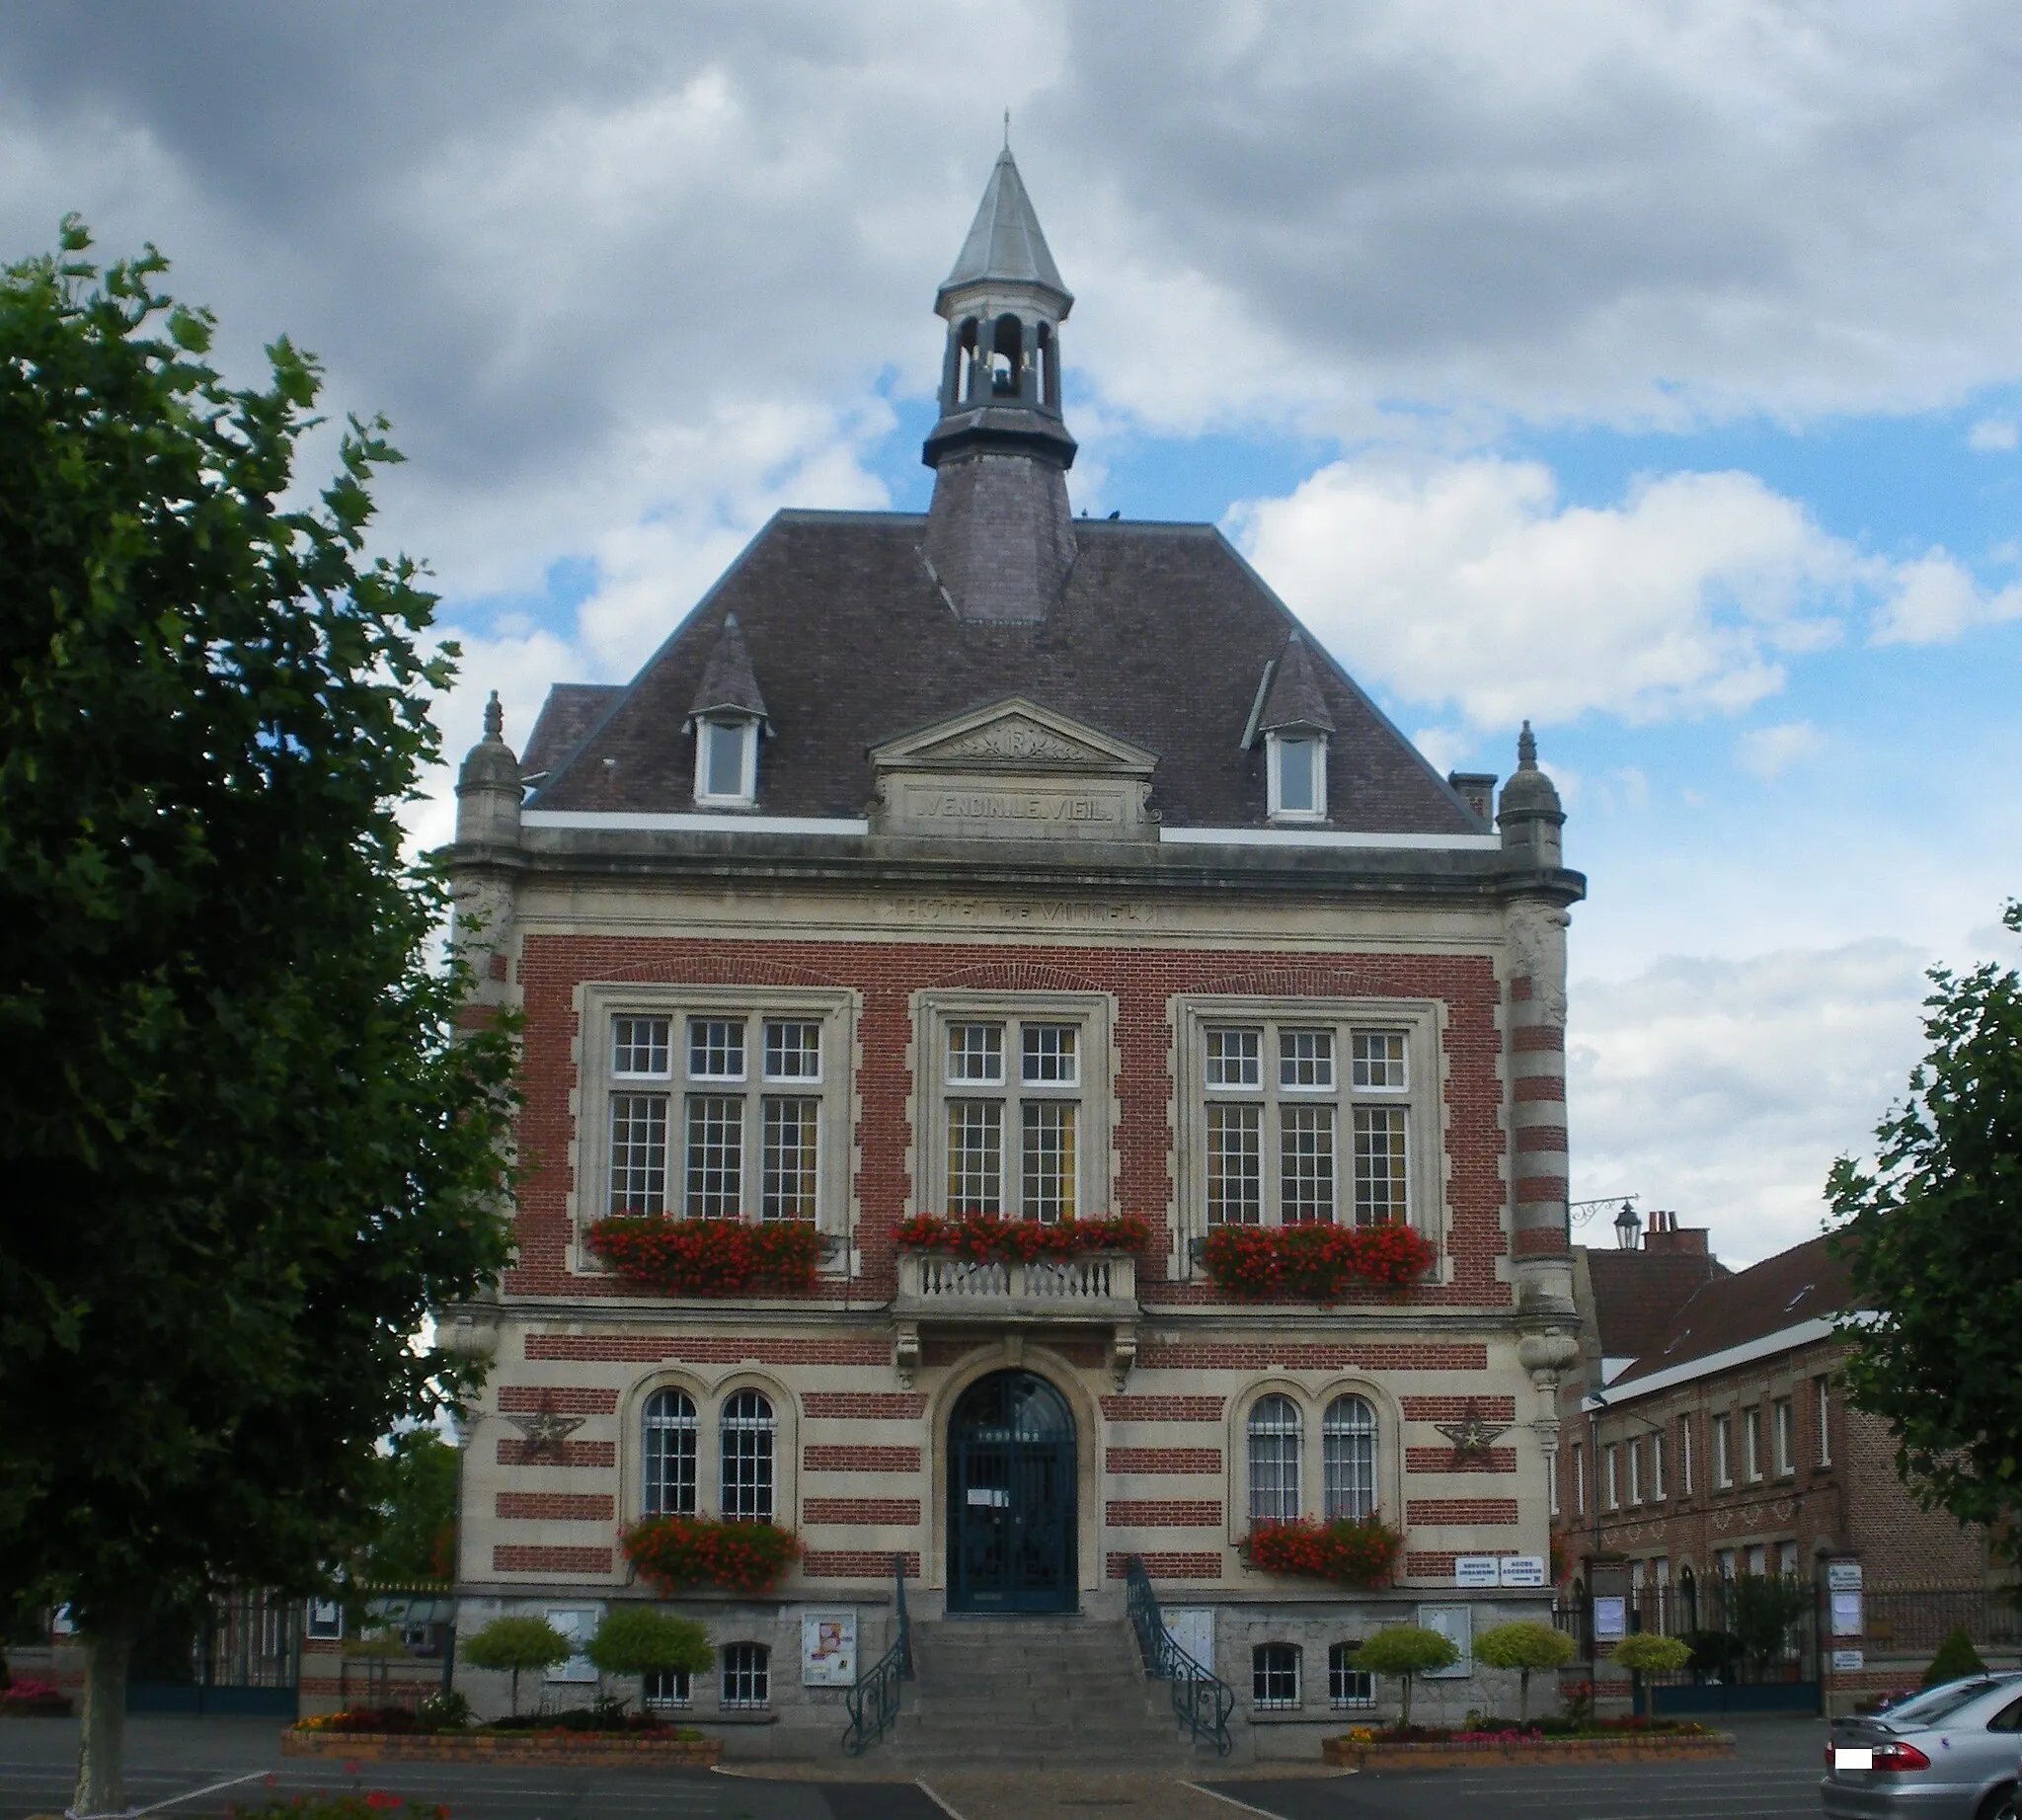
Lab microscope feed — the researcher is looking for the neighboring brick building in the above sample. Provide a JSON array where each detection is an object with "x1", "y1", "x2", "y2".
[
  {"x1": 441, "y1": 147, "x2": 1590, "y2": 1755},
  {"x1": 1555, "y1": 1221, "x2": 2006, "y2": 1710}
]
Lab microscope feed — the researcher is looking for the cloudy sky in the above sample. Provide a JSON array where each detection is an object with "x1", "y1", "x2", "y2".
[{"x1": 10, "y1": 1, "x2": 2019, "y2": 1265}]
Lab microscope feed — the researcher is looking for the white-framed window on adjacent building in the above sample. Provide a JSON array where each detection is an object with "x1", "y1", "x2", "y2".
[
  {"x1": 1181, "y1": 998, "x2": 1438, "y2": 1246},
  {"x1": 1651, "y1": 1430, "x2": 1667, "y2": 1501},
  {"x1": 585, "y1": 988, "x2": 854, "y2": 1250},
  {"x1": 1773, "y1": 1398, "x2": 1794, "y2": 1477},
  {"x1": 1713, "y1": 1414, "x2": 1733, "y2": 1489},
  {"x1": 693, "y1": 714, "x2": 760, "y2": 808},
  {"x1": 1815, "y1": 1377, "x2": 1832, "y2": 1466},
  {"x1": 1571, "y1": 1442, "x2": 1586, "y2": 1517},
  {"x1": 1602, "y1": 1442, "x2": 1619, "y2": 1511},
  {"x1": 1680, "y1": 1415, "x2": 1694, "y2": 1495},
  {"x1": 1266, "y1": 732, "x2": 1328, "y2": 823},
  {"x1": 1744, "y1": 1407, "x2": 1763, "y2": 1482},
  {"x1": 1626, "y1": 1438, "x2": 1642, "y2": 1506},
  {"x1": 917, "y1": 993, "x2": 1115, "y2": 1223}
]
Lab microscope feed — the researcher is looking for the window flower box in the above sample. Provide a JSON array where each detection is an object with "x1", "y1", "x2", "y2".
[
  {"x1": 894, "y1": 1213, "x2": 1152, "y2": 1262},
  {"x1": 1202, "y1": 1222, "x2": 1435, "y2": 1303},
  {"x1": 586, "y1": 1217, "x2": 821, "y2": 1297},
  {"x1": 622, "y1": 1515, "x2": 803, "y2": 1595},
  {"x1": 1240, "y1": 1515, "x2": 1405, "y2": 1589}
]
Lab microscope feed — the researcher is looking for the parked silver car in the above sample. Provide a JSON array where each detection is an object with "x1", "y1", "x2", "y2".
[{"x1": 1822, "y1": 1674, "x2": 2022, "y2": 1818}]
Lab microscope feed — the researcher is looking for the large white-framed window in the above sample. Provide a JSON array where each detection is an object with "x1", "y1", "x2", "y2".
[
  {"x1": 1773, "y1": 1398, "x2": 1794, "y2": 1476},
  {"x1": 1651, "y1": 1431, "x2": 1668, "y2": 1502},
  {"x1": 1626, "y1": 1437, "x2": 1642, "y2": 1505},
  {"x1": 583, "y1": 987, "x2": 854, "y2": 1255},
  {"x1": 1248, "y1": 1394, "x2": 1303, "y2": 1524},
  {"x1": 1180, "y1": 997, "x2": 1438, "y2": 1251},
  {"x1": 1266, "y1": 731, "x2": 1328, "y2": 823},
  {"x1": 1680, "y1": 1416, "x2": 1694, "y2": 1495},
  {"x1": 1713, "y1": 1414, "x2": 1733, "y2": 1488},
  {"x1": 643, "y1": 1387, "x2": 698, "y2": 1516},
  {"x1": 1602, "y1": 1442, "x2": 1619, "y2": 1511},
  {"x1": 720, "y1": 1388, "x2": 776, "y2": 1524},
  {"x1": 1322, "y1": 1395, "x2": 1377, "y2": 1520},
  {"x1": 1571, "y1": 1441, "x2": 1586, "y2": 1517},
  {"x1": 693, "y1": 715, "x2": 760, "y2": 808},
  {"x1": 916, "y1": 992, "x2": 1115, "y2": 1222},
  {"x1": 1744, "y1": 1407, "x2": 1763, "y2": 1482},
  {"x1": 1815, "y1": 1377, "x2": 1832, "y2": 1466}
]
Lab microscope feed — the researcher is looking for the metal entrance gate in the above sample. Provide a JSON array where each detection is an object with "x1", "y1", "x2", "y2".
[
  {"x1": 948, "y1": 1371, "x2": 1077, "y2": 1613},
  {"x1": 127, "y1": 1589, "x2": 300, "y2": 1717}
]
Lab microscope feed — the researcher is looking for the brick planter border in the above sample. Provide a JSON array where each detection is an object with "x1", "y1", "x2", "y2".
[
  {"x1": 282, "y1": 1729, "x2": 722, "y2": 1767},
  {"x1": 1322, "y1": 1731, "x2": 1735, "y2": 1771}
]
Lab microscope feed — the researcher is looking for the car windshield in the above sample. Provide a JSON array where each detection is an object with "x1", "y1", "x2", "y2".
[{"x1": 1884, "y1": 1678, "x2": 2015, "y2": 1728}]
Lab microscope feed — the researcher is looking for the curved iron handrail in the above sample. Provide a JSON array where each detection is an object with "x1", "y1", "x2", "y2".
[
  {"x1": 1125, "y1": 1552, "x2": 1234, "y2": 1756},
  {"x1": 841, "y1": 1553, "x2": 912, "y2": 1755}
]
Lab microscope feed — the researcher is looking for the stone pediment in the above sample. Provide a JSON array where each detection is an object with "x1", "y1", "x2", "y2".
[
  {"x1": 872, "y1": 698, "x2": 1156, "y2": 774},
  {"x1": 871, "y1": 698, "x2": 1156, "y2": 841}
]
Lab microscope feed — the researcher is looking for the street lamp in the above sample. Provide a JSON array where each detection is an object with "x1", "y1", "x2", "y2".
[{"x1": 1613, "y1": 1200, "x2": 1641, "y2": 1249}]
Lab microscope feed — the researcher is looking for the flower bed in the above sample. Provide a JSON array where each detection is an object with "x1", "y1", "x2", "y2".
[
  {"x1": 282, "y1": 1725, "x2": 719, "y2": 1768},
  {"x1": 622, "y1": 1514, "x2": 803, "y2": 1594},
  {"x1": 1203, "y1": 1222, "x2": 1436, "y2": 1302},
  {"x1": 586, "y1": 1216, "x2": 821, "y2": 1297},
  {"x1": 227, "y1": 1792, "x2": 444, "y2": 1820},
  {"x1": 1323, "y1": 1721, "x2": 1731, "y2": 1771},
  {"x1": 0, "y1": 1679, "x2": 72, "y2": 1717},
  {"x1": 1240, "y1": 1516, "x2": 1403, "y2": 1588},
  {"x1": 894, "y1": 1213, "x2": 1151, "y2": 1260}
]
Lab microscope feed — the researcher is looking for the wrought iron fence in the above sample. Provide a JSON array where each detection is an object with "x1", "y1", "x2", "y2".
[
  {"x1": 1125, "y1": 1554, "x2": 1233, "y2": 1756},
  {"x1": 1555, "y1": 1574, "x2": 1819, "y2": 1686},
  {"x1": 1863, "y1": 1588, "x2": 2022, "y2": 1657},
  {"x1": 841, "y1": 1554, "x2": 912, "y2": 1755}
]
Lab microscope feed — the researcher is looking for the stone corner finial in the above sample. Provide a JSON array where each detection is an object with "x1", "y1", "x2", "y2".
[
  {"x1": 1517, "y1": 719, "x2": 1537, "y2": 768},
  {"x1": 483, "y1": 689, "x2": 504, "y2": 741}
]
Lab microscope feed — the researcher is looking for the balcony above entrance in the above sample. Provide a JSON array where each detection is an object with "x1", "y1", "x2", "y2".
[{"x1": 892, "y1": 1250, "x2": 1139, "y2": 1390}]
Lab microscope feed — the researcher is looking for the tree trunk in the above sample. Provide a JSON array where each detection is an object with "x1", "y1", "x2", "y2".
[
  {"x1": 73, "y1": 1621, "x2": 133, "y2": 1819},
  {"x1": 1399, "y1": 1670, "x2": 1412, "y2": 1727},
  {"x1": 1518, "y1": 1666, "x2": 1529, "y2": 1723}
]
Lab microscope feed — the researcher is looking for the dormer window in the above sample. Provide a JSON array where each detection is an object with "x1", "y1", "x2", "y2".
[
  {"x1": 1268, "y1": 732, "x2": 1327, "y2": 822},
  {"x1": 695, "y1": 716, "x2": 759, "y2": 808}
]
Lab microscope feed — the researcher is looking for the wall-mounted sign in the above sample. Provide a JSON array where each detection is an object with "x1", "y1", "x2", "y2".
[
  {"x1": 1499, "y1": 1556, "x2": 1547, "y2": 1588},
  {"x1": 1593, "y1": 1596, "x2": 1627, "y2": 1640},
  {"x1": 1830, "y1": 1592, "x2": 1865, "y2": 1637},
  {"x1": 1832, "y1": 1650, "x2": 1865, "y2": 1672},
  {"x1": 1827, "y1": 1560, "x2": 1864, "y2": 1592},
  {"x1": 1416, "y1": 1605, "x2": 1474, "y2": 1677},
  {"x1": 966, "y1": 1487, "x2": 1010, "y2": 1508},
  {"x1": 306, "y1": 1599, "x2": 344, "y2": 1641},
  {"x1": 1453, "y1": 1556, "x2": 1501, "y2": 1588},
  {"x1": 802, "y1": 1610, "x2": 858, "y2": 1688},
  {"x1": 545, "y1": 1607, "x2": 600, "y2": 1683}
]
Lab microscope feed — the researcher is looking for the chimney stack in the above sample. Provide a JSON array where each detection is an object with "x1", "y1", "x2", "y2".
[{"x1": 1640, "y1": 1209, "x2": 1710, "y2": 1256}]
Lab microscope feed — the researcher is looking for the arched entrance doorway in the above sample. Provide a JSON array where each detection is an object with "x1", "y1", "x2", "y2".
[{"x1": 946, "y1": 1371, "x2": 1078, "y2": 1613}]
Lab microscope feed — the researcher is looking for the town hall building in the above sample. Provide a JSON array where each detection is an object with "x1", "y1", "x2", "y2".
[{"x1": 441, "y1": 146, "x2": 1588, "y2": 1758}]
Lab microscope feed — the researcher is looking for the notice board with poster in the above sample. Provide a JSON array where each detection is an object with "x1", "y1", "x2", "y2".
[{"x1": 802, "y1": 1610, "x2": 858, "y2": 1687}]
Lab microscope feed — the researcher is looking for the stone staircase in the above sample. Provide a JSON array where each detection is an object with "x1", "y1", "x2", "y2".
[{"x1": 883, "y1": 1613, "x2": 1210, "y2": 1768}]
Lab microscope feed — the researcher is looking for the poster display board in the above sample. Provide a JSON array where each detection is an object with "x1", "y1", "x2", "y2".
[{"x1": 802, "y1": 1610, "x2": 858, "y2": 1687}]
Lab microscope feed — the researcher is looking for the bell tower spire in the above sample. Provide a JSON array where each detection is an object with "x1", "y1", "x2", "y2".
[{"x1": 921, "y1": 145, "x2": 1077, "y2": 623}]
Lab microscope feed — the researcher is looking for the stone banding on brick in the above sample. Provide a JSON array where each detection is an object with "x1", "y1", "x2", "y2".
[
  {"x1": 1106, "y1": 1447, "x2": 1222, "y2": 1473},
  {"x1": 498, "y1": 1386, "x2": 619, "y2": 1413},
  {"x1": 495, "y1": 1492, "x2": 615, "y2": 1522},
  {"x1": 804, "y1": 1445, "x2": 921, "y2": 1472},
  {"x1": 1405, "y1": 1498, "x2": 1520, "y2": 1524},
  {"x1": 492, "y1": 1544, "x2": 613, "y2": 1574},
  {"x1": 802, "y1": 1497, "x2": 921, "y2": 1525},
  {"x1": 497, "y1": 1439, "x2": 614, "y2": 1468},
  {"x1": 1105, "y1": 1500, "x2": 1222, "y2": 1527}
]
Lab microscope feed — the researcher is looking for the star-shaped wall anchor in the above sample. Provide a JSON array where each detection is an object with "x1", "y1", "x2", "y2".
[
  {"x1": 506, "y1": 1395, "x2": 585, "y2": 1462},
  {"x1": 1434, "y1": 1398, "x2": 1512, "y2": 1462}
]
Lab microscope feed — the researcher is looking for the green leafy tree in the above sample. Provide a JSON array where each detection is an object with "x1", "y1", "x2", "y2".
[
  {"x1": 0, "y1": 225, "x2": 516, "y2": 1816},
  {"x1": 360, "y1": 1431, "x2": 462, "y2": 1586},
  {"x1": 1922, "y1": 1626, "x2": 1989, "y2": 1689},
  {"x1": 1353, "y1": 1624, "x2": 1459, "y2": 1727},
  {"x1": 1473, "y1": 1620, "x2": 1577, "y2": 1722},
  {"x1": 1727, "y1": 1574, "x2": 1812, "y2": 1675},
  {"x1": 463, "y1": 1616, "x2": 572, "y2": 1716},
  {"x1": 585, "y1": 1607, "x2": 714, "y2": 1704},
  {"x1": 1610, "y1": 1631, "x2": 1691, "y2": 1717},
  {"x1": 1828, "y1": 902, "x2": 2022, "y2": 1545}
]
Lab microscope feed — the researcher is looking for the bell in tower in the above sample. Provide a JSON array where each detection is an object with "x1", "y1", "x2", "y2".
[{"x1": 921, "y1": 145, "x2": 1078, "y2": 624}]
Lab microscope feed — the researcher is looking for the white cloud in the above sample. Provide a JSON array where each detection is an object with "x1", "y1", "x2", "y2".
[
  {"x1": 1968, "y1": 418, "x2": 2020, "y2": 451},
  {"x1": 1736, "y1": 721, "x2": 1826, "y2": 780},
  {"x1": 1869, "y1": 549, "x2": 2022, "y2": 645},
  {"x1": 1568, "y1": 941, "x2": 1933, "y2": 1266},
  {"x1": 1232, "y1": 456, "x2": 1848, "y2": 727}
]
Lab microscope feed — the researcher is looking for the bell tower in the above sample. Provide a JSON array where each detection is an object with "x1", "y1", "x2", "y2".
[{"x1": 921, "y1": 145, "x2": 1078, "y2": 623}]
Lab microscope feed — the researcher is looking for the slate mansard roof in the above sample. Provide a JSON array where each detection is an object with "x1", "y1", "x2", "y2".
[{"x1": 523, "y1": 512, "x2": 1483, "y2": 836}]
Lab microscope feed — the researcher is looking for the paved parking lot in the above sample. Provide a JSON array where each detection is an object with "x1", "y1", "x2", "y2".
[{"x1": 0, "y1": 1714, "x2": 1830, "y2": 1820}]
